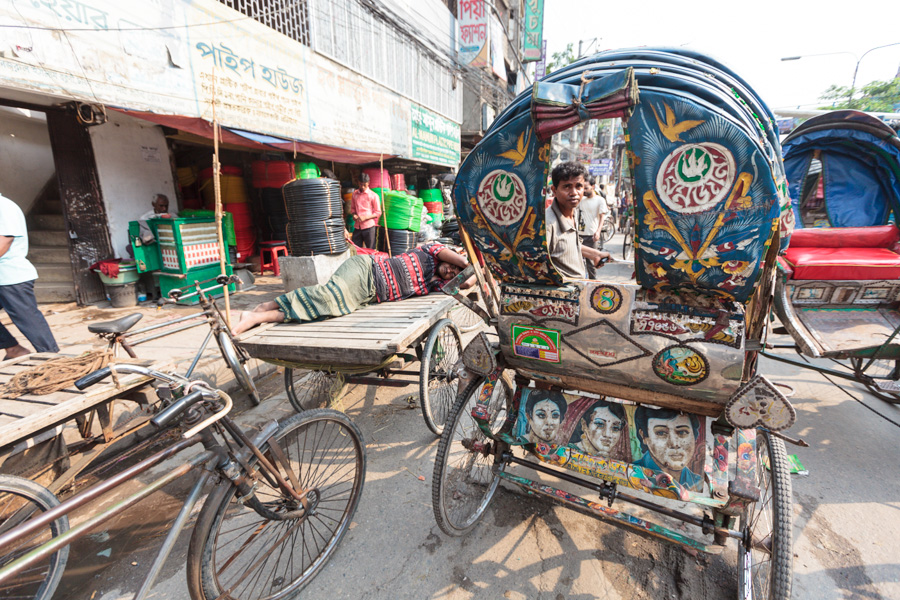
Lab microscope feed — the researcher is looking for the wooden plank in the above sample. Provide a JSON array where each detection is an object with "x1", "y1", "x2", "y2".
[
  {"x1": 254, "y1": 330, "x2": 399, "y2": 341},
  {"x1": 0, "y1": 399, "x2": 53, "y2": 418},
  {"x1": 5, "y1": 394, "x2": 64, "y2": 406},
  {"x1": 246, "y1": 336, "x2": 391, "y2": 350}
]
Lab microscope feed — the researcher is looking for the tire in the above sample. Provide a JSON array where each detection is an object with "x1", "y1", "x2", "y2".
[
  {"x1": 0, "y1": 475, "x2": 69, "y2": 600},
  {"x1": 188, "y1": 409, "x2": 366, "y2": 600},
  {"x1": 737, "y1": 431, "x2": 793, "y2": 600},
  {"x1": 432, "y1": 376, "x2": 510, "y2": 536},
  {"x1": 850, "y1": 357, "x2": 900, "y2": 404},
  {"x1": 622, "y1": 222, "x2": 634, "y2": 260},
  {"x1": 601, "y1": 219, "x2": 615, "y2": 244},
  {"x1": 419, "y1": 319, "x2": 463, "y2": 436},
  {"x1": 217, "y1": 331, "x2": 262, "y2": 406},
  {"x1": 284, "y1": 369, "x2": 348, "y2": 413}
]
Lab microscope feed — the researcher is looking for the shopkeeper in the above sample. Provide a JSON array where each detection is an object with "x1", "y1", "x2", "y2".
[{"x1": 350, "y1": 174, "x2": 381, "y2": 249}]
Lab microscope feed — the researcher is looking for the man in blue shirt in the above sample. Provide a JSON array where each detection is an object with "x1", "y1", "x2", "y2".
[{"x1": 0, "y1": 194, "x2": 59, "y2": 359}]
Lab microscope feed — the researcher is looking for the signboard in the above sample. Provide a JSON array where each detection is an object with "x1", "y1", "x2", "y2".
[
  {"x1": 589, "y1": 159, "x2": 615, "y2": 176},
  {"x1": 535, "y1": 40, "x2": 548, "y2": 80},
  {"x1": 490, "y1": 14, "x2": 506, "y2": 81},
  {"x1": 458, "y1": 0, "x2": 489, "y2": 67},
  {"x1": 523, "y1": 0, "x2": 544, "y2": 62},
  {"x1": 411, "y1": 104, "x2": 461, "y2": 167}
]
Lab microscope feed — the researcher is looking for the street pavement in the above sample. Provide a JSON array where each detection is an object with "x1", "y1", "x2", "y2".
[{"x1": 6, "y1": 233, "x2": 900, "y2": 600}]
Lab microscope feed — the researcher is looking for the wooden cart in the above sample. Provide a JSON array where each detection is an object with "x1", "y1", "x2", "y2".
[
  {"x1": 0, "y1": 353, "x2": 154, "y2": 494},
  {"x1": 235, "y1": 294, "x2": 469, "y2": 436}
]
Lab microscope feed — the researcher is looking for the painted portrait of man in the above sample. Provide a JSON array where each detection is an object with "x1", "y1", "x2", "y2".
[{"x1": 633, "y1": 406, "x2": 703, "y2": 490}]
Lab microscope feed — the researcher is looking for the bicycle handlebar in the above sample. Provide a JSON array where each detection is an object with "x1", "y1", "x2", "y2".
[
  {"x1": 150, "y1": 389, "x2": 207, "y2": 430},
  {"x1": 75, "y1": 364, "x2": 185, "y2": 390},
  {"x1": 165, "y1": 275, "x2": 240, "y2": 303}
]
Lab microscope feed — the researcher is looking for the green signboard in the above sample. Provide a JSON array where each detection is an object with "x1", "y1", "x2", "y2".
[
  {"x1": 523, "y1": 0, "x2": 544, "y2": 62},
  {"x1": 411, "y1": 104, "x2": 461, "y2": 167}
]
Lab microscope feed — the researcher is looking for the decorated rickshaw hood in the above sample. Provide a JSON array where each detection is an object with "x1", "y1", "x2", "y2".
[{"x1": 453, "y1": 47, "x2": 790, "y2": 304}]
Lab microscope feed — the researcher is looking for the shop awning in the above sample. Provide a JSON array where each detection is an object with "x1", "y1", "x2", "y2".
[{"x1": 113, "y1": 108, "x2": 396, "y2": 165}]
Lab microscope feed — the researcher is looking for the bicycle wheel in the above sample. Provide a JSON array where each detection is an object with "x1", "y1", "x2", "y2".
[
  {"x1": 188, "y1": 409, "x2": 366, "y2": 600},
  {"x1": 0, "y1": 475, "x2": 69, "y2": 600},
  {"x1": 622, "y1": 223, "x2": 634, "y2": 260},
  {"x1": 850, "y1": 356, "x2": 900, "y2": 404},
  {"x1": 420, "y1": 319, "x2": 463, "y2": 436},
  {"x1": 217, "y1": 331, "x2": 262, "y2": 406},
  {"x1": 601, "y1": 219, "x2": 615, "y2": 244},
  {"x1": 449, "y1": 301, "x2": 486, "y2": 334},
  {"x1": 284, "y1": 369, "x2": 348, "y2": 413},
  {"x1": 432, "y1": 376, "x2": 509, "y2": 536},
  {"x1": 737, "y1": 431, "x2": 793, "y2": 600}
]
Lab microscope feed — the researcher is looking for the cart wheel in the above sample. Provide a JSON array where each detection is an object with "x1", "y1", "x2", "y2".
[
  {"x1": 217, "y1": 331, "x2": 261, "y2": 406},
  {"x1": 432, "y1": 376, "x2": 510, "y2": 536},
  {"x1": 0, "y1": 475, "x2": 69, "y2": 600},
  {"x1": 622, "y1": 223, "x2": 634, "y2": 260},
  {"x1": 285, "y1": 369, "x2": 348, "y2": 412},
  {"x1": 738, "y1": 430, "x2": 793, "y2": 600},
  {"x1": 420, "y1": 319, "x2": 463, "y2": 436},
  {"x1": 850, "y1": 357, "x2": 900, "y2": 404},
  {"x1": 449, "y1": 301, "x2": 487, "y2": 333}
]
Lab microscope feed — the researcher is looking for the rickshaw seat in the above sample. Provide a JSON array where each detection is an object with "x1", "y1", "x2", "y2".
[
  {"x1": 783, "y1": 247, "x2": 900, "y2": 280},
  {"x1": 788, "y1": 225, "x2": 899, "y2": 248}
]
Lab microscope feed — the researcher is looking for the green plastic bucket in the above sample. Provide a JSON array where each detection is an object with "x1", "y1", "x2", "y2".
[
  {"x1": 295, "y1": 161, "x2": 321, "y2": 179},
  {"x1": 418, "y1": 188, "x2": 442, "y2": 203}
]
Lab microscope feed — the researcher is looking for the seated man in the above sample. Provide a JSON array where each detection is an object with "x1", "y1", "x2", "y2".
[
  {"x1": 233, "y1": 242, "x2": 473, "y2": 334},
  {"x1": 546, "y1": 162, "x2": 610, "y2": 279}
]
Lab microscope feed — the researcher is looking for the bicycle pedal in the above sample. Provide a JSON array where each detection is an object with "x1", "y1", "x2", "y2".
[{"x1": 875, "y1": 379, "x2": 900, "y2": 393}]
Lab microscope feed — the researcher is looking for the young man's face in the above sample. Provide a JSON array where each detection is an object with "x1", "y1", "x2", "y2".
[{"x1": 551, "y1": 175, "x2": 586, "y2": 214}]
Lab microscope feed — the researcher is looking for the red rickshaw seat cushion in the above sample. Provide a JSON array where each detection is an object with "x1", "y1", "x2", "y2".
[
  {"x1": 789, "y1": 225, "x2": 900, "y2": 248},
  {"x1": 783, "y1": 247, "x2": 900, "y2": 280}
]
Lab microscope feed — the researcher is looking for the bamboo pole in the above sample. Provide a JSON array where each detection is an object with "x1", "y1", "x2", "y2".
[
  {"x1": 380, "y1": 153, "x2": 391, "y2": 256},
  {"x1": 211, "y1": 69, "x2": 231, "y2": 327}
]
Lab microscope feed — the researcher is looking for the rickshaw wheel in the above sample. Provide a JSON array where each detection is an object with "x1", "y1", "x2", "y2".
[
  {"x1": 849, "y1": 357, "x2": 900, "y2": 404},
  {"x1": 420, "y1": 319, "x2": 463, "y2": 436},
  {"x1": 738, "y1": 431, "x2": 793, "y2": 600},
  {"x1": 285, "y1": 369, "x2": 348, "y2": 412},
  {"x1": 432, "y1": 376, "x2": 510, "y2": 536}
]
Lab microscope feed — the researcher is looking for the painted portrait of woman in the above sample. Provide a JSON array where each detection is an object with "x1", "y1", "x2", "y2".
[
  {"x1": 568, "y1": 400, "x2": 632, "y2": 462},
  {"x1": 519, "y1": 389, "x2": 567, "y2": 444}
]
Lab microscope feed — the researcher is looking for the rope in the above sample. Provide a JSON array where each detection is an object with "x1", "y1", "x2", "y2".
[{"x1": 0, "y1": 351, "x2": 114, "y2": 398}]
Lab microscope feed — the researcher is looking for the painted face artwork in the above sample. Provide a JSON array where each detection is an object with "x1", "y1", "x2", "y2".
[
  {"x1": 528, "y1": 399, "x2": 562, "y2": 443},
  {"x1": 584, "y1": 406, "x2": 624, "y2": 456},
  {"x1": 642, "y1": 414, "x2": 696, "y2": 473}
]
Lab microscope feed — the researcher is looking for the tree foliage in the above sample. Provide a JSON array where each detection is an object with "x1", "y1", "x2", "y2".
[
  {"x1": 819, "y1": 78, "x2": 900, "y2": 112},
  {"x1": 546, "y1": 43, "x2": 575, "y2": 75}
]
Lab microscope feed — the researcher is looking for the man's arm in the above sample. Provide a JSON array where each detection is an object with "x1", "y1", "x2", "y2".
[
  {"x1": 581, "y1": 244, "x2": 610, "y2": 267},
  {"x1": 435, "y1": 246, "x2": 469, "y2": 269},
  {"x1": 0, "y1": 235, "x2": 13, "y2": 259}
]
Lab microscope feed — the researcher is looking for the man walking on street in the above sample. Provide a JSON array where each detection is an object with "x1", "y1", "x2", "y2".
[
  {"x1": 350, "y1": 173, "x2": 381, "y2": 249},
  {"x1": 577, "y1": 176, "x2": 609, "y2": 278},
  {"x1": 0, "y1": 193, "x2": 59, "y2": 359}
]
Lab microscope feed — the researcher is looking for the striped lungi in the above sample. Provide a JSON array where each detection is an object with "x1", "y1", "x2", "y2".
[{"x1": 274, "y1": 255, "x2": 375, "y2": 322}]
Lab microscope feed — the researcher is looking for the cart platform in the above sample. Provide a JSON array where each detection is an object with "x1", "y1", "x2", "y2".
[{"x1": 235, "y1": 295, "x2": 458, "y2": 367}]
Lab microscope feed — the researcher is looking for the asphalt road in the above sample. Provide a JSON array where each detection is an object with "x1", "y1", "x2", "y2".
[{"x1": 49, "y1": 231, "x2": 900, "y2": 600}]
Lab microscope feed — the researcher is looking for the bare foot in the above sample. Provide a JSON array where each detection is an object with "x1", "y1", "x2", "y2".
[{"x1": 3, "y1": 344, "x2": 31, "y2": 360}]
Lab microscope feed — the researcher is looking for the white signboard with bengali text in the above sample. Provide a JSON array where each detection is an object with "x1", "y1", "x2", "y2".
[{"x1": 458, "y1": 0, "x2": 489, "y2": 67}]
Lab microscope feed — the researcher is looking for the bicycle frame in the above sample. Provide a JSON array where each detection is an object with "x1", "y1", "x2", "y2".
[{"x1": 0, "y1": 400, "x2": 299, "y2": 600}]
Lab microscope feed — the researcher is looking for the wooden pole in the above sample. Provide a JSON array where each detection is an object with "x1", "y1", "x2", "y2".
[
  {"x1": 380, "y1": 153, "x2": 391, "y2": 256},
  {"x1": 211, "y1": 69, "x2": 231, "y2": 327}
]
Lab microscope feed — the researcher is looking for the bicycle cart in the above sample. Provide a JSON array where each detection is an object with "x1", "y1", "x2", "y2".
[
  {"x1": 236, "y1": 292, "x2": 484, "y2": 435},
  {"x1": 434, "y1": 48, "x2": 799, "y2": 600}
]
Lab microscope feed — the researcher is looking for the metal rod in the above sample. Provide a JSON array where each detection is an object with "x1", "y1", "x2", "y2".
[
  {"x1": 503, "y1": 452, "x2": 742, "y2": 540},
  {"x1": 133, "y1": 469, "x2": 213, "y2": 600},
  {"x1": 128, "y1": 319, "x2": 208, "y2": 346},
  {"x1": 0, "y1": 436, "x2": 200, "y2": 552},
  {"x1": 344, "y1": 376, "x2": 414, "y2": 387},
  {"x1": 759, "y1": 350, "x2": 860, "y2": 382},
  {"x1": 123, "y1": 312, "x2": 207, "y2": 339},
  {"x1": 0, "y1": 450, "x2": 214, "y2": 586},
  {"x1": 185, "y1": 329, "x2": 214, "y2": 378}
]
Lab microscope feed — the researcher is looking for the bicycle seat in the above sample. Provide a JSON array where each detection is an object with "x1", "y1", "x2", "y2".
[{"x1": 88, "y1": 313, "x2": 144, "y2": 334}]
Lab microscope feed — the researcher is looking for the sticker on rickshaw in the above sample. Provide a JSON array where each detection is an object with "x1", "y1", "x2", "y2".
[
  {"x1": 511, "y1": 324, "x2": 561, "y2": 363},
  {"x1": 590, "y1": 285, "x2": 623, "y2": 314},
  {"x1": 652, "y1": 345, "x2": 710, "y2": 385}
]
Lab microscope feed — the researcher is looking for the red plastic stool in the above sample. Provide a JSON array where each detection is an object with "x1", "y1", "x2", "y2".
[{"x1": 259, "y1": 240, "x2": 288, "y2": 276}]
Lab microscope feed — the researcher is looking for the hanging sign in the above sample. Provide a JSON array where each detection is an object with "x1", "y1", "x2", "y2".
[
  {"x1": 411, "y1": 104, "x2": 461, "y2": 167},
  {"x1": 459, "y1": 0, "x2": 489, "y2": 67},
  {"x1": 523, "y1": 0, "x2": 544, "y2": 62}
]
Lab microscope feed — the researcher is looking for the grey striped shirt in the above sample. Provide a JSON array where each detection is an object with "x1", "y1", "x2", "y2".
[{"x1": 545, "y1": 201, "x2": 586, "y2": 279}]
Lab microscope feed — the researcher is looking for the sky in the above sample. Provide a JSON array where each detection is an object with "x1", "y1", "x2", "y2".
[{"x1": 542, "y1": 0, "x2": 900, "y2": 113}]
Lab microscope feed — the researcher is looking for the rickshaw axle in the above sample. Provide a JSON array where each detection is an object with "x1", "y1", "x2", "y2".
[{"x1": 501, "y1": 452, "x2": 743, "y2": 542}]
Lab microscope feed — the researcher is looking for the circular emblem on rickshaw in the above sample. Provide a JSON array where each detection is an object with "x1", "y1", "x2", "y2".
[
  {"x1": 652, "y1": 345, "x2": 709, "y2": 386},
  {"x1": 590, "y1": 285, "x2": 622, "y2": 314},
  {"x1": 476, "y1": 170, "x2": 528, "y2": 226},
  {"x1": 656, "y1": 143, "x2": 735, "y2": 214}
]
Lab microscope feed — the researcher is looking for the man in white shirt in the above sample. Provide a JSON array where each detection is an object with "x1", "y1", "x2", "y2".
[
  {"x1": 577, "y1": 177, "x2": 609, "y2": 278},
  {"x1": 0, "y1": 194, "x2": 59, "y2": 359}
]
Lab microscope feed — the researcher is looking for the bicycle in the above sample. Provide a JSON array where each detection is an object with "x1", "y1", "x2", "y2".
[
  {"x1": 600, "y1": 218, "x2": 615, "y2": 245},
  {"x1": 89, "y1": 274, "x2": 261, "y2": 406},
  {"x1": 622, "y1": 213, "x2": 634, "y2": 260},
  {"x1": 0, "y1": 363, "x2": 366, "y2": 600}
]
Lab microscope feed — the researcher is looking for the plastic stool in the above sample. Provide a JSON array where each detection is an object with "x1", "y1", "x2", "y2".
[{"x1": 259, "y1": 240, "x2": 288, "y2": 276}]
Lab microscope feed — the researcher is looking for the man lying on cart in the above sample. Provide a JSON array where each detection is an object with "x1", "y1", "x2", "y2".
[{"x1": 232, "y1": 242, "x2": 475, "y2": 335}]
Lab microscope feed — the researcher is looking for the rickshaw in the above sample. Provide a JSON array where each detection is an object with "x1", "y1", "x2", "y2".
[
  {"x1": 432, "y1": 48, "x2": 798, "y2": 600},
  {"x1": 763, "y1": 111, "x2": 900, "y2": 404}
]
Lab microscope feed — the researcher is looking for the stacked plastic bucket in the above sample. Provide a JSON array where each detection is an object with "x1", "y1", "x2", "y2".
[
  {"x1": 198, "y1": 165, "x2": 256, "y2": 262},
  {"x1": 418, "y1": 188, "x2": 444, "y2": 229},
  {"x1": 250, "y1": 160, "x2": 293, "y2": 243}
]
